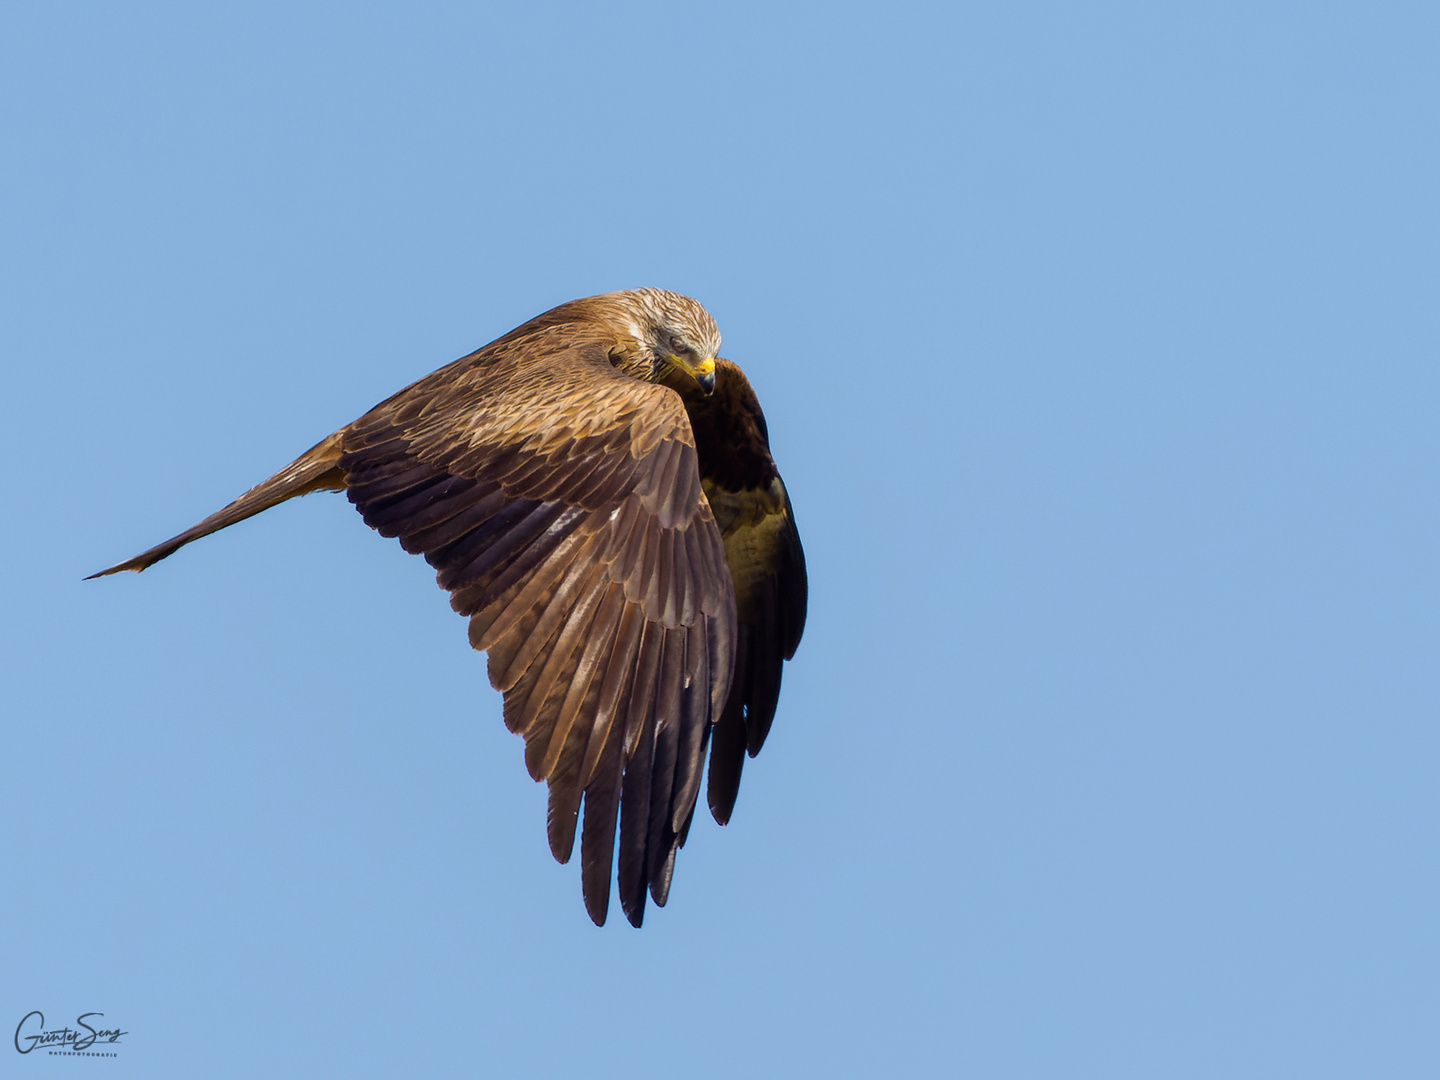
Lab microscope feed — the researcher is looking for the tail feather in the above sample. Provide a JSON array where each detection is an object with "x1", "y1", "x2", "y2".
[{"x1": 86, "y1": 432, "x2": 347, "y2": 579}]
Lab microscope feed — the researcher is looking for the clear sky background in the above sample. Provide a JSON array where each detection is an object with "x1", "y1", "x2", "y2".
[{"x1": 3, "y1": 1, "x2": 1437, "y2": 1076}]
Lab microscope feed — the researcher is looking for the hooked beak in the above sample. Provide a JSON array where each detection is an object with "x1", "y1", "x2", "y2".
[{"x1": 670, "y1": 354, "x2": 717, "y2": 395}]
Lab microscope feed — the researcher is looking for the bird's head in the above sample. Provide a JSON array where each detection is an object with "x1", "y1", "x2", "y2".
[{"x1": 619, "y1": 288, "x2": 722, "y2": 395}]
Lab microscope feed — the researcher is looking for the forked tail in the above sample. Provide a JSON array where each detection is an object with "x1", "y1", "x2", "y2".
[{"x1": 86, "y1": 431, "x2": 347, "y2": 578}]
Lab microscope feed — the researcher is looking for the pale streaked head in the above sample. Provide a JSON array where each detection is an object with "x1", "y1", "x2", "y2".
[{"x1": 612, "y1": 288, "x2": 722, "y2": 395}]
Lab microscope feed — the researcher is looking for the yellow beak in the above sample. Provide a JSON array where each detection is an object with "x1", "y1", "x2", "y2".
[{"x1": 670, "y1": 354, "x2": 717, "y2": 394}]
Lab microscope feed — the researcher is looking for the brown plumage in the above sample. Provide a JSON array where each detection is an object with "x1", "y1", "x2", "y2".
[{"x1": 88, "y1": 289, "x2": 807, "y2": 927}]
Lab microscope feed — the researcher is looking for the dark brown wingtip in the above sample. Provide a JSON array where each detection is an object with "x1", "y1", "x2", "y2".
[
  {"x1": 584, "y1": 889, "x2": 609, "y2": 927},
  {"x1": 85, "y1": 552, "x2": 159, "y2": 579},
  {"x1": 84, "y1": 528, "x2": 205, "y2": 579},
  {"x1": 84, "y1": 433, "x2": 347, "y2": 585}
]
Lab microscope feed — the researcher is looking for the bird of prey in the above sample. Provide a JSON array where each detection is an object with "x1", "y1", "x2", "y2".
[{"x1": 89, "y1": 289, "x2": 807, "y2": 927}]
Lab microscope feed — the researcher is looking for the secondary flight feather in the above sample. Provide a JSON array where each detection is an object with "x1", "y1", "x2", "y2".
[{"x1": 89, "y1": 289, "x2": 807, "y2": 927}]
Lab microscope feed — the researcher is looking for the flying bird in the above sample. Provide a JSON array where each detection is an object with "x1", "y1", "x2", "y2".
[{"x1": 89, "y1": 289, "x2": 807, "y2": 927}]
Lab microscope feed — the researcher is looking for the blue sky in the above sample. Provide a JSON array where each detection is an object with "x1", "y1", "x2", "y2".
[{"x1": 4, "y1": 1, "x2": 1438, "y2": 1076}]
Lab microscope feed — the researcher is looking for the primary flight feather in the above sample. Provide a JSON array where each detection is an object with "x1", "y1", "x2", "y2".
[{"x1": 89, "y1": 289, "x2": 807, "y2": 927}]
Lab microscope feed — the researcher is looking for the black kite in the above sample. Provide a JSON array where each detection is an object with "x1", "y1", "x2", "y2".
[{"x1": 89, "y1": 289, "x2": 807, "y2": 927}]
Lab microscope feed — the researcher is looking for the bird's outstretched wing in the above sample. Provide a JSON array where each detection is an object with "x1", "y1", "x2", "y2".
[
  {"x1": 340, "y1": 323, "x2": 735, "y2": 927},
  {"x1": 670, "y1": 359, "x2": 807, "y2": 826}
]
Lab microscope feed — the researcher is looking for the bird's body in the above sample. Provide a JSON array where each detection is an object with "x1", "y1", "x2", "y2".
[{"x1": 90, "y1": 289, "x2": 806, "y2": 927}]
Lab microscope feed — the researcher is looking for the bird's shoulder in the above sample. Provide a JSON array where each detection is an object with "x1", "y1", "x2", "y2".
[{"x1": 347, "y1": 302, "x2": 686, "y2": 468}]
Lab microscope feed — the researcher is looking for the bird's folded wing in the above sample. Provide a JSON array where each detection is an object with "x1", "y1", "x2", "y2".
[
  {"x1": 339, "y1": 339, "x2": 735, "y2": 927},
  {"x1": 673, "y1": 359, "x2": 808, "y2": 826}
]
